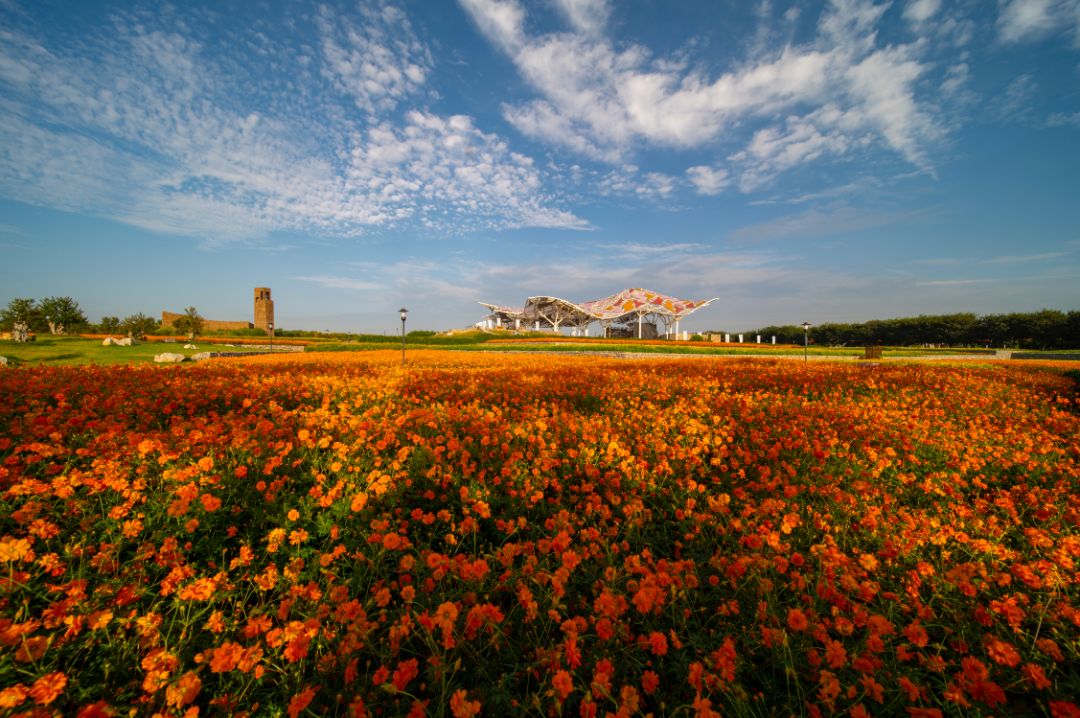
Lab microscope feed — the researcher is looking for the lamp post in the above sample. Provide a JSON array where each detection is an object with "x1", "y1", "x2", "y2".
[
  {"x1": 801, "y1": 322, "x2": 812, "y2": 363},
  {"x1": 268, "y1": 321, "x2": 274, "y2": 354},
  {"x1": 398, "y1": 308, "x2": 408, "y2": 365}
]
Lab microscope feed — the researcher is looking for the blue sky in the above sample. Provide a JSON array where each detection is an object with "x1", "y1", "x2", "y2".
[{"x1": 1, "y1": 0, "x2": 1078, "y2": 334}]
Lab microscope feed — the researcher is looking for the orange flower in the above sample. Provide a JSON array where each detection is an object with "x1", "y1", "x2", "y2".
[
  {"x1": 0, "y1": 537, "x2": 32, "y2": 562},
  {"x1": 450, "y1": 689, "x2": 481, "y2": 718},
  {"x1": 177, "y1": 576, "x2": 217, "y2": 601},
  {"x1": 29, "y1": 671, "x2": 67, "y2": 705},
  {"x1": 787, "y1": 608, "x2": 808, "y2": 632},
  {"x1": 75, "y1": 701, "x2": 114, "y2": 717},
  {"x1": 209, "y1": 642, "x2": 243, "y2": 673},
  {"x1": 200, "y1": 493, "x2": 222, "y2": 512},
  {"x1": 0, "y1": 684, "x2": 28, "y2": 709},
  {"x1": 166, "y1": 672, "x2": 201, "y2": 708}
]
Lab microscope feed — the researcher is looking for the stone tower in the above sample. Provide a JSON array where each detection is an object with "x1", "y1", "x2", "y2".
[{"x1": 254, "y1": 287, "x2": 274, "y2": 333}]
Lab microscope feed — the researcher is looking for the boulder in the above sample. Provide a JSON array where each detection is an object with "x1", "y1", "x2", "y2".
[
  {"x1": 154, "y1": 353, "x2": 187, "y2": 363},
  {"x1": 0, "y1": 356, "x2": 8, "y2": 367},
  {"x1": 184, "y1": 344, "x2": 197, "y2": 349},
  {"x1": 191, "y1": 352, "x2": 212, "y2": 361},
  {"x1": 117, "y1": 337, "x2": 135, "y2": 346},
  {"x1": 102, "y1": 337, "x2": 116, "y2": 346}
]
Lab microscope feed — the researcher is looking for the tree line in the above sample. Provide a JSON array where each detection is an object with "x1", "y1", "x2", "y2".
[
  {"x1": 740, "y1": 310, "x2": 1080, "y2": 349},
  {"x1": 1, "y1": 297, "x2": 205, "y2": 339}
]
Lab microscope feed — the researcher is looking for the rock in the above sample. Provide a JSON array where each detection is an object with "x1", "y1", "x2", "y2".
[
  {"x1": 117, "y1": 337, "x2": 135, "y2": 346},
  {"x1": 0, "y1": 356, "x2": 8, "y2": 366},
  {"x1": 102, "y1": 337, "x2": 116, "y2": 346},
  {"x1": 154, "y1": 353, "x2": 187, "y2": 363},
  {"x1": 191, "y1": 352, "x2": 212, "y2": 361},
  {"x1": 184, "y1": 344, "x2": 197, "y2": 349}
]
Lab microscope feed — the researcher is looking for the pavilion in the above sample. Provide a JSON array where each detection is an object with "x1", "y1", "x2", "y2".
[{"x1": 478, "y1": 288, "x2": 717, "y2": 339}]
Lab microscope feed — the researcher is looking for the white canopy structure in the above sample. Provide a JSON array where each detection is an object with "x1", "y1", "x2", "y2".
[{"x1": 478, "y1": 288, "x2": 718, "y2": 338}]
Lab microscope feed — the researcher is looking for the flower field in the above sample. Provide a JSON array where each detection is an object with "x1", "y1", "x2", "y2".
[{"x1": 1, "y1": 352, "x2": 1078, "y2": 717}]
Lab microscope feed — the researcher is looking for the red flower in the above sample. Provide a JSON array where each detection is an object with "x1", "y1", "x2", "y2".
[
  {"x1": 392, "y1": 658, "x2": 420, "y2": 691},
  {"x1": 553, "y1": 670, "x2": 573, "y2": 701},
  {"x1": 287, "y1": 686, "x2": 316, "y2": 718}
]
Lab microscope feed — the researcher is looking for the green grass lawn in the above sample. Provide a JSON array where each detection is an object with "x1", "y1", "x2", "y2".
[
  {"x1": 0, "y1": 336, "x2": 264, "y2": 366},
  {"x1": 5, "y1": 335, "x2": 1063, "y2": 367}
]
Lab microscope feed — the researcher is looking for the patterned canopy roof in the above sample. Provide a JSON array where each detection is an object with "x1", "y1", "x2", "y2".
[
  {"x1": 577, "y1": 288, "x2": 716, "y2": 320},
  {"x1": 477, "y1": 302, "x2": 526, "y2": 318}
]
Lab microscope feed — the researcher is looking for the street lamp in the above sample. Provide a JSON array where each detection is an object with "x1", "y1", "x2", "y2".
[
  {"x1": 801, "y1": 322, "x2": 812, "y2": 363},
  {"x1": 398, "y1": 308, "x2": 408, "y2": 365},
  {"x1": 268, "y1": 321, "x2": 274, "y2": 354}
]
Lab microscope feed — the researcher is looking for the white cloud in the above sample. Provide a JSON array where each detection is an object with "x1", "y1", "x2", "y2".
[
  {"x1": 728, "y1": 202, "x2": 924, "y2": 242},
  {"x1": 845, "y1": 45, "x2": 937, "y2": 170},
  {"x1": 597, "y1": 241, "x2": 708, "y2": 258},
  {"x1": 904, "y1": 0, "x2": 942, "y2": 24},
  {"x1": 994, "y1": 73, "x2": 1039, "y2": 122},
  {"x1": 998, "y1": 0, "x2": 1080, "y2": 44},
  {"x1": 293, "y1": 274, "x2": 385, "y2": 291},
  {"x1": 984, "y1": 251, "x2": 1070, "y2": 263},
  {"x1": 1048, "y1": 110, "x2": 1080, "y2": 126},
  {"x1": 597, "y1": 165, "x2": 678, "y2": 200},
  {"x1": 457, "y1": 0, "x2": 526, "y2": 53},
  {"x1": 317, "y1": 3, "x2": 432, "y2": 115},
  {"x1": 916, "y1": 278, "x2": 991, "y2": 286},
  {"x1": 686, "y1": 166, "x2": 730, "y2": 195},
  {"x1": 460, "y1": 0, "x2": 943, "y2": 187},
  {"x1": 0, "y1": 2, "x2": 585, "y2": 243},
  {"x1": 551, "y1": 0, "x2": 610, "y2": 35},
  {"x1": 730, "y1": 107, "x2": 865, "y2": 191},
  {"x1": 940, "y1": 62, "x2": 972, "y2": 99}
]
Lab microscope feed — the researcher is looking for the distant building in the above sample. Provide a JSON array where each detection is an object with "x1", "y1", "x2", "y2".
[
  {"x1": 161, "y1": 286, "x2": 275, "y2": 333},
  {"x1": 478, "y1": 287, "x2": 717, "y2": 339},
  {"x1": 160, "y1": 311, "x2": 251, "y2": 332},
  {"x1": 254, "y1": 287, "x2": 274, "y2": 333}
]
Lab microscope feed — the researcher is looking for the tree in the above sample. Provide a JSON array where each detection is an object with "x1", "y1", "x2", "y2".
[
  {"x1": 38, "y1": 296, "x2": 87, "y2": 334},
  {"x1": 1, "y1": 298, "x2": 40, "y2": 332},
  {"x1": 172, "y1": 306, "x2": 205, "y2": 341},
  {"x1": 122, "y1": 313, "x2": 158, "y2": 340},
  {"x1": 99, "y1": 316, "x2": 121, "y2": 334}
]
